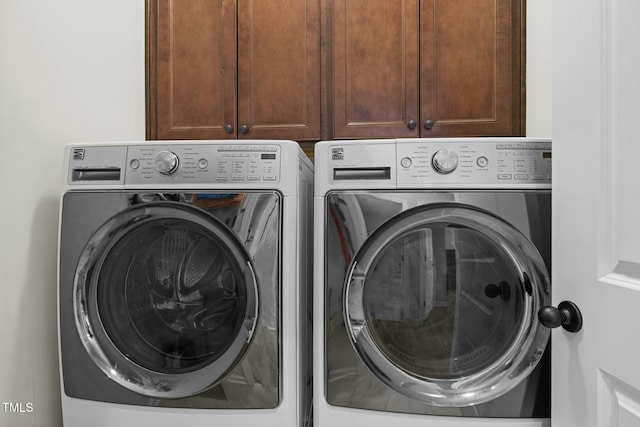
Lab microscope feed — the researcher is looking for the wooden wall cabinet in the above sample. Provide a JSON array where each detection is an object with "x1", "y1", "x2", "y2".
[
  {"x1": 147, "y1": 0, "x2": 320, "y2": 141},
  {"x1": 331, "y1": 0, "x2": 523, "y2": 139}
]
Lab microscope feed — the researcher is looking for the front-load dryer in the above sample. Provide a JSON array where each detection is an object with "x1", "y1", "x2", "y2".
[
  {"x1": 314, "y1": 138, "x2": 552, "y2": 427},
  {"x1": 58, "y1": 140, "x2": 313, "y2": 427}
]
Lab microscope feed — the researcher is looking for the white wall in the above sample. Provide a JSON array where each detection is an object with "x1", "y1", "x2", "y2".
[
  {"x1": 527, "y1": 0, "x2": 553, "y2": 137},
  {"x1": 0, "y1": 1, "x2": 551, "y2": 426},
  {"x1": 0, "y1": 1, "x2": 145, "y2": 426}
]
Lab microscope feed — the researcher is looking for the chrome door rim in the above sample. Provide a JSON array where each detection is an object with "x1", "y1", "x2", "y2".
[
  {"x1": 343, "y1": 203, "x2": 550, "y2": 407},
  {"x1": 73, "y1": 202, "x2": 259, "y2": 399}
]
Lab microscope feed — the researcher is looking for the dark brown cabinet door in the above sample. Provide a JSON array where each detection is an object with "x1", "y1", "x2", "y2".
[
  {"x1": 149, "y1": 0, "x2": 237, "y2": 140},
  {"x1": 331, "y1": 0, "x2": 522, "y2": 139},
  {"x1": 420, "y1": 0, "x2": 522, "y2": 136},
  {"x1": 237, "y1": 0, "x2": 320, "y2": 140},
  {"x1": 148, "y1": 0, "x2": 320, "y2": 141},
  {"x1": 333, "y1": 0, "x2": 420, "y2": 139}
]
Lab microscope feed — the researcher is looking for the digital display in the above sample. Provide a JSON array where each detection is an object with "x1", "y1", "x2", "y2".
[
  {"x1": 261, "y1": 153, "x2": 276, "y2": 160},
  {"x1": 543, "y1": 152, "x2": 552, "y2": 159}
]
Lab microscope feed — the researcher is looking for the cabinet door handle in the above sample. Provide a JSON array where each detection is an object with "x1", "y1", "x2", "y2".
[
  {"x1": 240, "y1": 124, "x2": 250, "y2": 134},
  {"x1": 224, "y1": 124, "x2": 233, "y2": 134},
  {"x1": 424, "y1": 120, "x2": 434, "y2": 130},
  {"x1": 407, "y1": 120, "x2": 417, "y2": 130}
]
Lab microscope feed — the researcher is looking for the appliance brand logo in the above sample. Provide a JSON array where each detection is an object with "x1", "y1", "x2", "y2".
[
  {"x1": 72, "y1": 148, "x2": 85, "y2": 161},
  {"x1": 331, "y1": 147, "x2": 344, "y2": 161}
]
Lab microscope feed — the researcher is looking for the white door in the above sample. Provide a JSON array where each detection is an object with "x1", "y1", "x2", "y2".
[{"x1": 552, "y1": 0, "x2": 640, "y2": 426}]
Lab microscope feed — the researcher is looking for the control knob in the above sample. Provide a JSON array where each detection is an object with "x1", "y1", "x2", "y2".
[
  {"x1": 155, "y1": 150, "x2": 180, "y2": 175},
  {"x1": 431, "y1": 149, "x2": 459, "y2": 174}
]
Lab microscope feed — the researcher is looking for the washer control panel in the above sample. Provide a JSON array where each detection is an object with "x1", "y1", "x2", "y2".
[
  {"x1": 67, "y1": 143, "x2": 282, "y2": 185},
  {"x1": 396, "y1": 139, "x2": 551, "y2": 186},
  {"x1": 125, "y1": 144, "x2": 281, "y2": 184}
]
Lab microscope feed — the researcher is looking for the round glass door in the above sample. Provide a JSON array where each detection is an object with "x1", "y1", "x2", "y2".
[
  {"x1": 74, "y1": 202, "x2": 259, "y2": 398},
  {"x1": 344, "y1": 203, "x2": 550, "y2": 407}
]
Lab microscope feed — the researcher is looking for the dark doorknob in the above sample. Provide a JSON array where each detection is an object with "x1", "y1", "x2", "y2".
[
  {"x1": 408, "y1": 120, "x2": 417, "y2": 130},
  {"x1": 484, "y1": 281, "x2": 511, "y2": 301},
  {"x1": 240, "y1": 124, "x2": 250, "y2": 134},
  {"x1": 224, "y1": 124, "x2": 233, "y2": 134},
  {"x1": 538, "y1": 300, "x2": 583, "y2": 333},
  {"x1": 424, "y1": 120, "x2": 434, "y2": 130}
]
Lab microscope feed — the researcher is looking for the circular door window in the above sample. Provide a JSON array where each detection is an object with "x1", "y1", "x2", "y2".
[
  {"x1": 74, "y1": 202, "x2": 259, "y2": 398},
  {"x1": 344, "y1": 203, "x2": 550, "y2": 407}
]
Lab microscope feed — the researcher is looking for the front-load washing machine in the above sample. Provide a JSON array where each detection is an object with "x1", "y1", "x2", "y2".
[
  {"x1": 58, "y1": 140, "x2": 313, "y2": 427},
  {"x1": 314, "y1": 138, "x2": 552, "y2": 427}
]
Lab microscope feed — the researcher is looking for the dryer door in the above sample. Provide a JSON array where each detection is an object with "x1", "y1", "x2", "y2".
[
  {"x1": 343, "y1": 202, "x2": 550, "y2": 407},
  {"x1": 73, "y1": 201, "x2": 259, "y2": 399}
]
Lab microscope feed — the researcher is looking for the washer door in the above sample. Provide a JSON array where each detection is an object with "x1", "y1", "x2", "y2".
[
  {"x1": 74, "y1": 202, "x2": 258, "y2": 398},
  {"x1": 344, "y1": 203, "x2": 550, "y2": 407}
]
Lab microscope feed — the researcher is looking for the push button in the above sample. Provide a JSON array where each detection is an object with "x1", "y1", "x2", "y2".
[
  {"x1": 400, "y1": 157, "x2": 412, "y2": 168},
  {"x1": 476, "y1": 156, "x2": 489, "y2": 168}
]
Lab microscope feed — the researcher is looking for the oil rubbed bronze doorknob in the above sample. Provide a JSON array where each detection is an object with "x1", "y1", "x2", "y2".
[
  {"x1": 538, "y1": 301, "x2": 583, "y2": 332},
  {"x1": 240, "y1": 124, "x2": 250, "y2": 134},
  {"x1": 408, "y1": 120, "x2": 417, "y2": 130},
  {"x1": 484, "y1": 281, "x2": 511, "y2": 301},
  {"x1": 224, "y1": 124, "x2": 233, "y2": 134},
  {"x1": 424, "y1": 120, "x2": 434, "y2": 130}
]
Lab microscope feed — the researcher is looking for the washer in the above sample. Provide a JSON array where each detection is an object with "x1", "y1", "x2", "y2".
[
  {"x1": 58, "y1": 140, "x2": 313, "y2": 427},
  {"x1": 314, "y1": 138, "x2": 552, "y2": 427}
]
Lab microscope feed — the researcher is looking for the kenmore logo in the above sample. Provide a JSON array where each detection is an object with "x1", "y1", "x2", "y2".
[
  {"x1": 72, "y1": 148, "x2": 85, "y2": 161},
  {"x1": 332, "y1": 147, "x2": 344, "y2": 161}
]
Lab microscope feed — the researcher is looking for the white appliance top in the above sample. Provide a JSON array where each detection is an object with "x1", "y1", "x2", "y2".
[
  {"x1": 315, "y1": 137, "x2": 552, "y2": 192},
  {"x1": 63, "y1": 140, "x2": 310, "y2": 194}
]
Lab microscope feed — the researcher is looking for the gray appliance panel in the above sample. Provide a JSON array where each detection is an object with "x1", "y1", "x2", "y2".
[
  {"x1": 59, "y1": 191, "x2": 281, "y2": 408},
  {"x1": 324, "y1": 190, "x2": 550, "y2": 418},
  {"x1": 67, "y1": 143, "x2": 282, "y2": 185}
]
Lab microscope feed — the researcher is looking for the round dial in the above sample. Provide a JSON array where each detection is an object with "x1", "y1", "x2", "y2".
[
  {"x1": 431, "y1": 149, "x2": 459, "y2": 174},
  {"x1": 155, "y1": 151, "x2": 179, "y2": 175}
]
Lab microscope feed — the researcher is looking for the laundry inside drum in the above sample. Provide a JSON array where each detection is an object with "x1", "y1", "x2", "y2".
[{"x1": 96, "y1": 218, "x2": 249, "y2": 374}]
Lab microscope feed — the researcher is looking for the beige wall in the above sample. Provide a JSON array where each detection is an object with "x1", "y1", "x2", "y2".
[{"x1": 0, "y1": 1, "x2": 551, "y2": 426}]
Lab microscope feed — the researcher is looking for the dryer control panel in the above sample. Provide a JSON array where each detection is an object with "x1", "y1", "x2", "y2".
[{"x1": 396, "y1": 139, "x2": 551, "y2": 187}]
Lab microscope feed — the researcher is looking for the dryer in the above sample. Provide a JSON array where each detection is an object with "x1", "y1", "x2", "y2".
[
  {"x1": 314, "y1": 138, "x2": 552, "y2": 427},
  {"x1": 58, "y1": 140, "x2": 313, "y2": 427}
]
